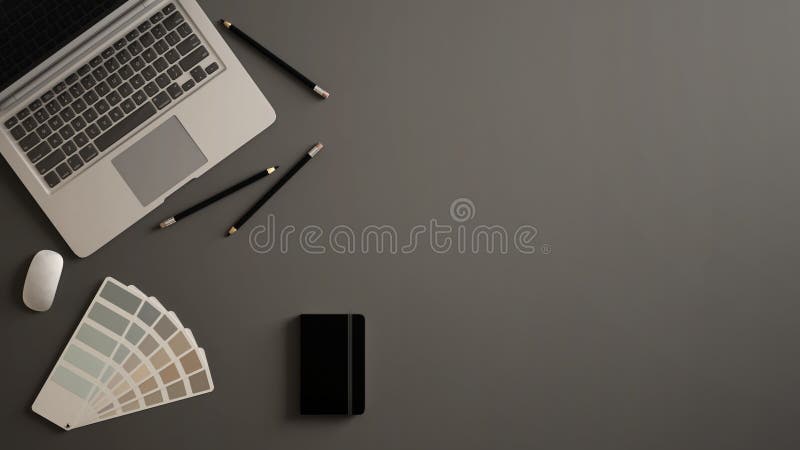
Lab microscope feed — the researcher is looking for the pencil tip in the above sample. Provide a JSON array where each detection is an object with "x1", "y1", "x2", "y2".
[
  {"x1": 220, "y1": 19, "x2": 232, "y2": 29},
  {"x1": 227, "y1": 226, "x2": 238, "y2": 236},
  {"x1": 159, "y1": 217, "x2": 176, "y2": 229}
]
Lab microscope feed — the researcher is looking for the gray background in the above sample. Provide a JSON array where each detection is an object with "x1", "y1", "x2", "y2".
[{"x1": 2, "y1": 0, "x2": 800, "y2": 448}]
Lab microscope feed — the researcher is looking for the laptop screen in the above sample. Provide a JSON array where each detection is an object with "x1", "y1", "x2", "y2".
[{"x1": 0, "y1": 0, "x2": 129, "y2": 93}]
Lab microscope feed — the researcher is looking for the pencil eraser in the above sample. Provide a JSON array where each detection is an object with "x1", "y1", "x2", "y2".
[{"x1": 300, "y1": 314, "x2": 364, "y2": 415}]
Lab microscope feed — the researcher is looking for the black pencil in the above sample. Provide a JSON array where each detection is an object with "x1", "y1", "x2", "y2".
[
  {"x1": 159, "y1": 166, "x2": 279, "y2": 229},
  {"x1": 220, "y1": 20, "x2": 330, "y2": 99},
  {"x1": 227, "y1": 143, "x2": 325, "y2": 236}
]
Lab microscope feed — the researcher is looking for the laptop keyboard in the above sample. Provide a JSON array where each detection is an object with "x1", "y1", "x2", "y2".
[{"x1": 2, "y1": 3, "x2": 221, "y2": 190}]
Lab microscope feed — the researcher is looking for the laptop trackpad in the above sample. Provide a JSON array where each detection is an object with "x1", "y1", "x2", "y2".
[{"x1": 112, "y1": 117, "x2": 207, "y2": 206}]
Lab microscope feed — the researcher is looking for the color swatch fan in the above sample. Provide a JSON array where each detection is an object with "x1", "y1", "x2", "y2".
[{"x1": 32, "y1": 277, "x2": 214, "y2": 430}]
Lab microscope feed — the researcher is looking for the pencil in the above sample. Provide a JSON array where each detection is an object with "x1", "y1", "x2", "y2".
[
  {"x1": 220, "y1": 20, "x2": 330, "y2": 99},
  {"x1": 227, "y1": 143, "x2": 325, "y2": 236},
  {"x1": 159, "y1": 166, "x2": 279, "y2": 229}
]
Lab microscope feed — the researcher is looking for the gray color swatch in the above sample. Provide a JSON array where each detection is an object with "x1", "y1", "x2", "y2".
[
  {"x1": 51, "y1": 366, "x2": 93, "y2": 400},
  {"x1": 63, "y1": 345, "x2": 105, "y2": 378},
  {"x1": 112, "y1": 345, "x2": 130, "y2": 365},
  {"x1": 88, "y1": 303, "x2": 129, "y2": 336},
  {"x1": 153, "y1": 316, "x2": 177, "y2": 340},
  {"x1": 124, "y1": 323, "x2": 145, "y2": 345},
  {"x1": 137, "y1": 302, "x2": 160, "y2": 326},
  {"x1": 75, "y1": 324, "x2": 117, "y2": 357},
  {"x1": 100, "y1": 282, "x2": 141, "y2": 314}
]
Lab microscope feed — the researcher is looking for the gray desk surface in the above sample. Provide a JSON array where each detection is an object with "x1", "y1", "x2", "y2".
[{"x1": 3, "y1": 1, "x2": 800, "y2": 448}]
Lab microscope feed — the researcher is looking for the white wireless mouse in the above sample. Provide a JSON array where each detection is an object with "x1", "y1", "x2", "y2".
[{"x1": 23, "y1": 250, "x2": 63, "y2": 312}]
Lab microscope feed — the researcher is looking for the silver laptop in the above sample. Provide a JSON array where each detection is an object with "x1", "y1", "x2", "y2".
[{"x1": 0, "y1": 0, "x2": 276, "y2": 257}]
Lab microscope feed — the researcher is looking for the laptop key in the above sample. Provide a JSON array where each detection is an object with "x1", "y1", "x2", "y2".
[
  {"x1": 45, "y1": 100, "x2": 61, "y2": 115},
  {"x1": 116, "y1": 49, "x2": 131, "y2": 64},
  {"x1": 162, "y1": 3, "x2": 176, "y2": 15},
  {"x1": 48, "y1": 115, "x2": 63, "y2": 130},
  {"x1": 144, "y1": 82, "x2": 159, "y2": 97},
  {"x1": 155, "y1": 73, "x2": 170, "y2": 88},
  {"x1": 82, "y1": 108, "x2": 98, "y2": 123},
  {"x1": 23, "y1": 117, "x2": 37, "y2": 132},
  {"x1": 131, "y1": 56, "x2": 145, "y2": 72},
  {"x1": 114, "y1": 39, "x2": 127, "y2": 51},
  {"x1": 44, "y1": 171, "x2": 60, "y2": 188},
  {"x1": 90, "y1": 55, "x2": 103, "y2": 67},
  {"x1": 10, "y1": 125, "x2": 25, "y2": 140},
  {"x1": 81, "y1": 75, "x2": 96, "y2": 90},
  {"x1": 95, "y1": 99, "x2": 110, "y2": 114},
  {"x1": 73, "y1": 132, "x2": 89, "y2": 147},
  {"x1": 101, "y1": 47, "x2": 115, "y2": 59},
  {"x1": 107, "y1": 91, "x2": 122, "y2": 106},
  {"x1": 107, "y1": 73, "x2": 122, "y2": 89},
  {"x1": 62, "y1": 140, "x2": 78, "y2": 155},
  {"x1": 140, "y1": 33, "x2": 156, "y2": 49},
  {"x1": 190, "y1": 66, "x2": 206, "y2": 83},
  {"x1": 142, "y1": 66, "x2": 157, "y2": 81},
  {"x1": 71, "y1": 116, "x2": 86, "y2": 131},
  {"x1": 142, "y1": 48, "x2": 157, "y2": 64},
  {"x1": 53, "y1": 82, "x2": 67, "y2": 93},
  {"x1": 29, "y1": 99, "x2": 42, "y2": 111},
  {"x1": 36, "y1": 149, "x2": 65, "y2": 174},
  {"x1": 176, "y1": 34, "x2": 200, "y2": 56},
  {"x1": 151, "y1": 24, "x2": 166, "y2": 39},
  {"x1": 165, "y1": 49, "x2": 180, "y2": 64},
  {"x1": 126, "y1": 29, "x2": 140, "y2": 42},
  {"x1": 94, "y1": 103, "x2": 156, "y2": 152},
  {"x1": 41, "y1": 90, "x2": 55, "y2": 102},
  {"x1": 72, "y1": 99, "x2": 87, "y2": 114},
  {"x1": 137, "y1": 21, "x2": 151, "y2": 33},
  {"x1": 177, "y1": 23, "x2": 191, "y2": 38},
  {"x1": 59, "y1": 107, "x2": 75, "y2": 122},
  {"x1": 181, "y1": 79, "x2": 195, "y2": 92},
  {"x1": 55, "y1": 163, "x2": 72, "y2": 180},
  {"x1": 84, "y1": 90, "x2": 99, "y2": 105},
  {"x1": 153, "y1": 91, "x2": 171, "y2": 110},
  {"x1": 57, "y1": 92, "x2": 72, "y2": 107},
  {"x1": 67, "y1": 155, "x2": 84, "y2": 170},
  {"x1": 78, "y1": 65, "x2": 92, "y2": 76},
  {"x1": 20, "y1": 132, "x2": 41, "y2": 151},
  {"x1": 154, "y1": 57, "x2": 169, "y2": 73},
  {"x1": 47, "y1": 133, "x2": 63, "y2": 148},
  {"x1": 128, "y1": 41, "x2": 144, "y2": 56},
  {"x1": 179, "y1": 46, "x2": 208, "y2": 71},
  {"x1": 69, "y1": 83, "x2": 84, "y2": 98},
  {"x1": 79, "y1": 144, "x2": 98, "y2": 161},
  {"x1": 167, "y1": 65, "x2": 182, "y2": 80},
  {"x1": 118, "y1": 82, "x2": 133, "y2": 98},
  {"x1": 163, "y1": 12, "x2": 183, "y2": 30},
  {"x1": 121, "y1": 98, "x2": 136, "y2": 114},
  {"x1": 92, "y1": 66, "x2": 108, "y2": 81},
  {"x1": 167, "y1": 83, "x2": 183, "y2": 99},
  {"x1": 150, "y1": 12, "x2": 164, "y2": 24},
  {"x1": 205, "y1": 62, "x2": 219, "y2": 75},
  {"x1": 85, "y1": 124, "x2": 101, "y2": 139},
  {"x1": 66, "y1": 73, "x2": 79, "y2": 85},
  {"x1": 16, "y1": 108, "x2": 30, "y2": 120},
  {"x1": 97, "y1": 115, "x2": 112, "y2": 131},
  {"x1": 166, "y1": 31, "x2": 181, "y2": 46},
  {"x1": 120, "y1": 64, "x2": 134, "y2": 80},
  {"x1": 59, "y1": 124, "x2": 75, "y2": 140},
  {"x1": 132, "y1": 90, "x2": 147, "y2": 105},
  {"x1": 109, "y1": 107, "x2": 124, "y2": 122},
  {"x1": 36, "y1": 124, "x2": 52, "y2": 139},
  {"x1": 130, "y1": 74, "x2": 145, "y2": 90},
  {"x1": 104, "y1": 58, "x2": 119, "y2": 73},
  {"x1": 154, "y1": 39, "x2": 169, "y2": 55},
  {"x1": 28, "y1": 141, "x2": 51, "y2": 163},
  {"x1": 5, "y1": 117, "x2": 18, "y2": 128},
  {"x1": 33, "y1": 108, "x2": 49, "y2": 124}
]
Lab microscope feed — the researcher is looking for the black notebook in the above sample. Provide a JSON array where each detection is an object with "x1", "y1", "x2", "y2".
[{"x1": 300, "y1": 314, "x2": 365, "y2": 415}]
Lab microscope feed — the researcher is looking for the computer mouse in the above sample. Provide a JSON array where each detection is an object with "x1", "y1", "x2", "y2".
[{"x1": 23, "y1": 250, "x2": 63, "y2": 312}]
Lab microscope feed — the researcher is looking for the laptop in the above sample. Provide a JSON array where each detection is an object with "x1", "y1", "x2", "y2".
[{"x1": 0, "y1": 0, "x2": 276, "y2": 257}]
